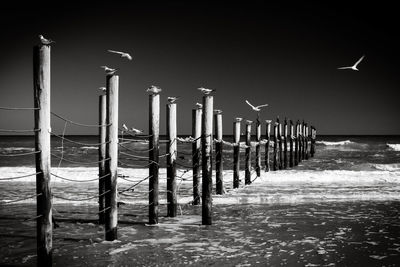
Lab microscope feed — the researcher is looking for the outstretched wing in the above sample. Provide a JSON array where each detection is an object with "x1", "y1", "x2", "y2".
[
  {"x1": 353, "y1": 55, "x2": 365, "y2": 67},
  {"x1": 245, "y1": 100, "x2": 256, "y2": 109},
  {"x1": 108, "y1": 50, "x2": 123, "y2": 55},
  {"x1": 255, "y1": 104, "x2": 268, "y2": 109},
  {"x1": 337, "y1": 66, "x2": 352, "y2": 70}
]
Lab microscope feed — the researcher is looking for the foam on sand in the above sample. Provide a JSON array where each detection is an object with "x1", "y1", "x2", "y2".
[
  {"x1": 317, "y1": 140, "x2": 354, "y2": 146},
  {"x1": 386, "y1": 143, "x2": 400, "y2": 151}
]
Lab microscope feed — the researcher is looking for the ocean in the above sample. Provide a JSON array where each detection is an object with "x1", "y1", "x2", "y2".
[{"x1": 1, "y1": 135, "x2": 400, "y2": 266}]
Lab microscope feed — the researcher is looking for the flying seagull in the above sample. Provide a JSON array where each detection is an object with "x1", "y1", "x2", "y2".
[
  {"x1": 39, "y1": 34, "x2": 55, "y2": 45},
  {"x1": 107, "y1": 50, "x2": 133, "y2": 60},
  {"x1": 99, "y1": 87, "x2": 106, "y2": 92},
  {"x1": 167, "y1": 96, "x2": 179, "y2": 103},
  {"x1": 245, "y1": 100, "x2": 269, "y2": 112},
  {"x1": 122, "y1": 124, "x2": 129, "y2": 131},
  {"x1": 100, "y1": 66, "x2": 118, "y2": 75},
  {"x1": 338, "y1": 55, "x2": 365, "y2": 71},
  {"x1": 198, "y1": 87, "x2": 215, "y2": 95},
  {"x1": 195, "y1": 103, "x2": 203, "y2": 109},
  {"x1": 130, "y1": 127, "x2": 143, "y2": 135},
  {"x1": 146, "y1": 85, "x2": 162, "y2": 94}
]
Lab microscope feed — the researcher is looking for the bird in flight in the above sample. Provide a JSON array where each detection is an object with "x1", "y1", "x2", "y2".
[
  {"x1": 99, "y1": 87, "x2": 106, "y2": 92},
  {"x1": 100, "y1": 66, "x2": 118, "y2": 75},
  {"x1": 39, "y1": 35, "x2": 55, "y2": 45},
  {"x1": 196, "y1": 103, "x2": 203, "y2": 109},
  {"x1": 198, "y1": 87, "x2": 215, "y2": 95},
  {"x1": 245, "y1": 100, "x2": 269, "y2": 112},
  {"x1": 338, "y1": 55, "x2": 365, "y2": 71},
  {"x1": 167, "y1": 96, "x2": 179, "y2": 103},
  {"x1": 146, "y1": 85, "x2": 162, "y2": 94},
  {"x1": 107, "y1": 50, "x2": 133, "y2": 60}
]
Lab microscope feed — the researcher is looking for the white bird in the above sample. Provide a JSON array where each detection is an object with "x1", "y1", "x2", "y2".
[
  {"x1": 196, "y1": 103, "x2": 203, "y2": 109},
  {"x1": 245, "y1": 100, "x2": 269, "y2": 112},
  {"x1": 198, "y1": 87, "x2": 215, "y2": 95},
  {"x1": 99, "y1": 87, "x2": 106, "y2": 92},
  {"x1": 338, "y1": 55, "x2": 365, "y2": 71},
  {"x1": 122, "y1": 124, "x2": 129, "y2": 131},
  {"x1": 235, "y1": 117, "x2": 242, "y2": 122},
  {"x1": 246, "y1": 120, "x2": 253, "y2": 124},
  {"x1": 146, "y1": 85, "x2": 162, "y2": 94},
  {"x1": 100, "y1": 66, "x2": 118, "y2": 75},
  {"x1": 130, "y1": 127, "x2": 143, "y2": 135},
  {"x1": 214, "y1": 109, "x2": 222, "y2": 114},
  {"x1": 39, "y1": 34, "x2": 55, "y2": 45},
  {"x1": 167, "y1": 96, "x2": 179, "y2": 103},
  {"x1": 265, "y1": 120, "x2": 272, "y2": 124},
  {"x1": 107, "y1": 50, "x2": 133, "y2": 60}
]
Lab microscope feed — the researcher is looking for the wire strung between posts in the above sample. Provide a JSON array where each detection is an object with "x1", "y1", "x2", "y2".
[
  {"x1": 119, "y1": 175, "x2": 152, "y2": 194},
  {"x1": 50, "y1": 132, "x2": 110, "y2": 146},
  {"x1": 51, "y1": 153, "x2": 111, "y2": 165},
  {"x1": 118, "y1": 139, "x2": 149, "y2": 145},
  {"x1": 24, "y1": 214, "x2": 43, "y2": 221},
  {"x1": 0, "y1": 172, "x2": 41, "y2": 181},
  {"x1": 1, "y1": 193, "x2": 42, "y2": 205},
  {"x1": 0, "y1": 150, "x2": 41, "y2": 157},
  {"x1": 0, "y1": 128, "x2": 40, "y2": 133},
  {"x1": 53, "y1": 190, "x2": 110, "y2": 201},
  {"x1": 119, "y1": 144, "x2": 154, "y2": 153},
  {"x1": 119, "y1": 151, "x2": 149, "y2": 159},
  {"x1": 51, "y1": 172, "x2": 109, "y2": 182},
  {"x1": 0, "y1": 106, "x2": 39, "y2": 110},
  {"x1": 51, "y1": 112, "x2": 111, "y2": 128},
  {"x1": 119, "y1": 128, "x2": 153, "y2": 139},
  {"x1": 118, "y1": 160, "x2": 152, "y2": 168}
]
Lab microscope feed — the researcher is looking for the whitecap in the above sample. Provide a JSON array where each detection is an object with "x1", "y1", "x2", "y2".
[
  {"x1": 316, "y1": 140, "x2": 353, "y2": 146},
  {"x1": 372, "y1": 163, "x2": 400, "y2": 172},
  {"x1": 387, "y1": 143, "x2": 400, "y2": 151}
]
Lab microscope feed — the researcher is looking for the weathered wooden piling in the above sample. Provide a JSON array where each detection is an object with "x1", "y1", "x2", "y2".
[
  {"x1": 192, "y1": 107, "x2": 202, "y2": 205},
  {"x1": 305, "y1": 123, "x2": 309, "y2": 160},
  {"x1": 277, "y1": 117, "x2": 283, "y2": 170},
  {"x1": 289, "y1": 120, "x2": 294, "y2": 168},
  {"x1": 283, "y1": 117, "x2": 288, "y2": 169},
  {"x1": 310, "y1": 126, "x2": 316, "y2": 157},
  {"x1": 233, "y1": 118, "x2": 242, "y2": 188},
  {"x1": 34, "y1": 44, "x2": 52, "y2": 266},
  {"x1": 273, "y1": 122, "x2": 279, "y2": 171},
  {"x1": 105, "y1": 74, "x2": 119, "y2": 240},
  {"x1": 255, "y1": 116, "x2": 261, "y2": 177},
  {"x1": 265, "y1": 120, "x2": 271, "y2": 172},
  {"x1": 167, "y1": 102, "x2": 177, "y2": 217},
  {"x1": 301, "y1": 120, "x2": 306, "y2": 160},
  {"x1": 214, "y1": 110, "x2": 224, "y2": 195},
  {"x1": 98, "y1": 95, "x2": 107, "y2": 224},
  {"x1": 294, "y1": 120, "x2": 299, "y2": 166},
  {"x1": 202, "y1": 95, "x2": 213, "y2": 225},
  {"x1": 245, "y1": 120, "x2": 252, "y2": 185},
  {"x1": 149, "y1": 90, "x2": 160, "y2": 224},
  {"x1": 298, "y1": 120, "x2": 303, "y2": 163}
]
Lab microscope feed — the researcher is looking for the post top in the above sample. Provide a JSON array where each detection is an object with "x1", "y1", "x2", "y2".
[
  {"x1": 195, "y1": 103, "x2": 203, "y2": 109},
  {"x1": 214, "y1": 109, "x2": 223, "y2": 114},
  {"x1": 235, "y1": 117, "x2": 242, "y2": 122},
  {"x1": 147, "y1": 85, "x2": 162, "y2": 95},
  {"x1": 246, "y1": 120, "x2": 253, "y2": 125},
  {"x1": 265, "y1": 120, "x2": 272, "y2": 124}
]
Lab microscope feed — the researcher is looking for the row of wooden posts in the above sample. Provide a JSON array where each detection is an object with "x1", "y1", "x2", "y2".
[{"x1": 32, "y1": 44, "x2": 316, "y2": 266}]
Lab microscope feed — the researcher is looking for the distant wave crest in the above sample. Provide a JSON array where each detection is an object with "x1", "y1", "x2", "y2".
[
  {"x1": 372, "y1": 163, "x2": 400, "y2": 172},
  {"x1": 386, "y1": 143, "x2": 400, "y2": 151},
  {"x1": 0, "y1": 147, "x2": 35, "y2": 153},
  {"x1": 316, "y1": 140, "x2": 354, "y2": 146},
  {"x1": 80, "y1": 146, "x2": 98, "y2": 150}
]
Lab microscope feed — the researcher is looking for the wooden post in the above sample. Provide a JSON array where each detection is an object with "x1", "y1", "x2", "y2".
[
  {"x1": 233, "y1": 118, "x2": 242, "y2": 188},
  {"x1": 289, "y1": 120, "x2": 294, "y2": 168},
  {"x1": 277, "y1": 117, "x2": 283, "y2": 170},
  {"x1": 202, "y1": 95, "x2": 213, "y2": 225},
  {"x1": 298, "y1": 121, "x2": 303, "y2": 163},
  {"x1": 98, "y1": 95, "x2": 107, "y2": 224},
  {"x1": 265, "y1": 120, "x2": 271, "y2": 172},
  {"x1": 214, "y1": 110, "x2": 224, "y2": 195},
  {"x1": 273, "y1": 122, "x2": 279, "y2": 171},
  {"x1": 255, "y1": 116, "x2": 261, "y2": 177},
  {"x1": 149, "y1": 91, "x2": 160, "y2": 224},
  {"x1": 301, "y1": 120, "x2": 306, "y2": 160},
  {"x1": 305, "y1": 123, "x2": 309, "y2": 160},
  {"x1": 105, "y1": 74, "x2": 119, "y2": 240},
  {"x1": 283, "y1": 117, "x2": 288, "y2": 169},
  {"x1": 310, "y1": 126, "x2": 316, "y2": 157},
  {"x1": 167, "y1": 102, "x2": 177, "y2": 217},
  {"x1": 294, "y1": 120, "x2": 299, "y2": 166},
  {"x1": 192, "y1": 107, "x2": 202, "y2": 205},
  {"x1": 245, "y1": 120, "x2": 252, "y2": 185},
  {"x1": 34, "y1": 44, "x2": 52, "y2": 266}
]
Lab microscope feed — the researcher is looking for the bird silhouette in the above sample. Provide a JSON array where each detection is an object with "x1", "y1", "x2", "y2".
[
  {"x1": 245, "y1": 100, "x2": 268, "y2": 112},
  {"x1": 107, "y1": 50, "x2": 133, "y2": 60},
  {"x1": 146, "y1": 85, "x2": 162, "y2": 94},
  {"x1": 100, "y1": 66, "x2": 118, "y2": 75},
  {"x1": 338, "y1": 55, "x2": 365, "y2": 71},
  {"x1": 198, "y1": 87, "x2": 215, "y2": 95},
  {"x1": 99, "y1": 87, "x2": 106, "y2": 93},
  {"x1": 39, "y1": 35, "x2": 55, "y2": 45},
  {"x1": 130, "y1": 127, "x2": 143, "y2": 135},
  {"x1": 196, "y1": 103, "x2": 203, "y2": 109},
  {"x1": 167, "y1": 96, "x2": 179, "y2": 103}
]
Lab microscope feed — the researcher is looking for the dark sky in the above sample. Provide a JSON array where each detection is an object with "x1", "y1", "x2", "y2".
[{"x1": 1, "y1": 1, "x2": 399, "y2": 135}]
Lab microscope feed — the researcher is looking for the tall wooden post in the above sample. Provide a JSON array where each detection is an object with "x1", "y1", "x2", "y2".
[
  {"x1": 265, "y1": 120, "x2": 271, "y2": 172},
  {"x1": 105, "y1": 74, "x2": 119, "y2": 240},
  {"x1": 255, "y1": 116, "x2": 261, "y2": 177},
  {"x1": 305, "y1": 123, "x2": 309, "y2": 160},
  {"x1": 245, "y1": 120, "x2": 252, "y2": 185},
  {"x1": 233, "y1": 118, "x2": 242, "y2": 188},
  {"x1": 301, "y1": 120, "x2": 305, "y2": 160},
  {"x1": 202, "y1": 95, "x2": 213, "y2": 225},
  {"x1": 192, "y1": 107, "x2": 202, "y2": 205},
  {"x1": 294, "y1": 120, "x2": 299, "y2": 166},
  {"x1": 298, "y1": 121, "x2": 303, "y2": 163},
  {"x1": 98, "y1": 95, "x2": 107, "y2": 224},
  {"x1": 214, "y1": 110, "x2": 224, "y2": 195},
  {"x1": 277, "y1": 116, "x2": 283, "y2": 170},
  {"x1": 149, "y1": 89, "x2": 160, "y2": 224},
  {"x1": 310, "y1": 126, "x2": 316, "y2": 157},
  {"x1": 167, "y1": 102, "x2": 177, "y2": 217},
  {"x1": 289, "y1": 120, "x2": 294, "y2": 168},
  {"x1": 34, "y1": 44, "x2": 52, "y2": 266},
  {"x1": 273, "y1": 122, "x2": 279, "y2": 171},
  {"x1": 283, "y1": 117, "x2": 288, "y2": 169}
]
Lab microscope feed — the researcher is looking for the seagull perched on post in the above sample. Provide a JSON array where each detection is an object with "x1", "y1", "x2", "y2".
[
  {"x1": 245, "y1": 100, "x2": 269, "y2": 112},
  {"x1": 39, "y1": 34, "x2": 55, "y2": 45},
  {"x1": 107, "y1": 50, "x2": 133, "y2": 60},
  {"x1": 167, "y1": 96, "x2": 179, "y2": 103},
  {"x1": 214, "y1": 109, "x2": 222, "y2": 114},
  {"x1": 338, "y1": 55, "x2": 365, "y2": 71},
  {"x1": 235, "y1": 117, "x2": 242, "y2": 122},
  {"x1": 122, "y1": 124, "x2": 129, "y2": 131},
  {"x1": 146, "y1": 85, "x2": 162, "y2": 94},
  {"x1": 99, "y1": 87, "x2": 106, "y2": 93},
  {"x1": 195, "y1": 103, "x2": 203, "y2": 109},
  {"x1": 100, "y1": 66, "x2": 118, "y2": 75},
  {"x1": 198, "y1": 87, "x2": 215, "y2": 95}
]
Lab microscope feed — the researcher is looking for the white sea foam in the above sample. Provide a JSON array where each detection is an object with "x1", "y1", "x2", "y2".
[
  {"x1": 0, "y1": 147, "x2": 35, "y2": 152},
  {"x1": 372, "y1": 163, "x2": 400, "y2": 172},
  {"x1": 386, "y1": 143, "x2": 400, "y2": 151},
  {"x1": 80, "y1": 146, "x2": 98, "y2": 150},
  {"x1": 316, "y1": 140, "x2": 353, "y2": 146}
]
